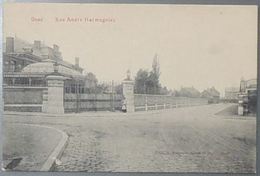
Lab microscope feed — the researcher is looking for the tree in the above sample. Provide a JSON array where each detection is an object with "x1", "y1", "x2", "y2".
[
  {"x1": 178, "y1": 87, "x2": 201, "y2": 98},
  {"x1": 114, "y1": 84, "x2": 123, "y2": 94},
  {"x1": 134, "y1": 54, "x2": 163, "y2": 94},
  {"x1": 147, "y1": 54, "x2": 161, "y2": 94},
  {"x1": 83, "y1": 72, "x2": 112, "y2": 93},
  {"x1": 134, "y1": 69, "x2": 149, "y2": 94},
  {"x1": 146, "y1": 71, "x2": 159, "y2": 94},
  {"x1": 159, "y1": 86, "x2": 170, "y2": 95},
  {"x1": 96, "y1": 83, "x2": 109, "y2": 93},
  {"x1": 83, "y1": 72, "x2": 98, "y2": 93},
  {"x1": 152, "y1": 54, "x2": 160, "y2": 78}
]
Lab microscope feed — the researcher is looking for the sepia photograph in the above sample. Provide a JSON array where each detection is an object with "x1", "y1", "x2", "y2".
[{"x1": 2, "y1": 3, "x2": 258, "y2": 173}]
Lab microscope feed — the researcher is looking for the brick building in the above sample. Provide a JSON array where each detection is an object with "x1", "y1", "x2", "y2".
[{"x1": 3, "y1": 37, "x2": 87, "y2": 112}]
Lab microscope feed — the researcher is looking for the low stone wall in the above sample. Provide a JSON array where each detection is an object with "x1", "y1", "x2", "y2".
[
  {"x1": 64, "y1": 93, "x2": 123, "y2": 112},
  {"x1": 4, "y1": 105, "x2": 42, "y2": 112},
  {"x1": 4, "y1": 87, "x2": 46, "y2": 112},
  {"x1": 134, "y1": 94, "x2": 208, "y2": 111},
  {"x1": 3, "y1": 86, "x2": 208, "y2": 113}
]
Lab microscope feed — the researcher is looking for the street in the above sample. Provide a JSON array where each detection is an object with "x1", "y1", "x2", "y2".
[{"x1": 3, "y1": 104, "x2": 256, "y2": 173}]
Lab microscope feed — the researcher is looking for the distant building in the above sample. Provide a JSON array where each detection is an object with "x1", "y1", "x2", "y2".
[
  {"x1": 225, "y1": 87, "x2": 239, "y2": 102},
  {"x1": 201, "y1": 87, "x2": 220, "y2": 103},
  {"x1": 238, "y1": 78, "x2": 257, "y2": 115},
  {"x1": 239, "y1": 78, "x2": 257, "y2": 93},
  {"x1": 177, "y1": 87, "x2": 201, "y2": 98}
]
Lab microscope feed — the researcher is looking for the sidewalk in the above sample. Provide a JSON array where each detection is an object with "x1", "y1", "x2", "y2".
[
  {"x1": 4, "y1": 104, "x2": 212, "y2": 118},
  {"x1": 3, "y1": 123, "x2": 68, "y2": 171},
  {"x1": 214, "y1": 104, "x2": 256, "y2": 120},
  {"x1": 4, "y1": 110, "x2": 124, "y2": 118}
]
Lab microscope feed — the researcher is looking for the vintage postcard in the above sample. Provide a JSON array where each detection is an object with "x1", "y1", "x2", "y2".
[{"x1": 2, "y1": 3, "x2": 257, "y2": 173}]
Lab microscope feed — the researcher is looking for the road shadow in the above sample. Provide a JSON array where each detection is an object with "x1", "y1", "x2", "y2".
[
  {"x1": 215, "y1": 104, "x2": 256, "y2": 119},
  {"x1": 215, "y1": 104, "x2": 238, "y2": 116}
]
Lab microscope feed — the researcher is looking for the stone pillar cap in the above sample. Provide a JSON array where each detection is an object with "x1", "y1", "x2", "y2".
[{"x1": 122, "y1": 79, "x2": 134, "y2": 83}]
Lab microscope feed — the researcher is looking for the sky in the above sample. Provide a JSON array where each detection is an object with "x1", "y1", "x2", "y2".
[{"x1": 3, "y1": 3, "x2": 258, "y2": 96}]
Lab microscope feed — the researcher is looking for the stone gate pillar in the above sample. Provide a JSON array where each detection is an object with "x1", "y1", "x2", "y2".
[
  {"x1": 42, "y1": 75, "x2": 66, "y2": 114},
  {"x1": 122, "y1": 70, "x2": 135, "y2": 113}
]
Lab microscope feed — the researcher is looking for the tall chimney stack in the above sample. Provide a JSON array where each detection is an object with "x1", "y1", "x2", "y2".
[
  {"x1": 6, "y1": 37, "x2": 14, "y2": 53},
  {"x1": 75, "y1": 57, "x2": 79, "y2": 67}
]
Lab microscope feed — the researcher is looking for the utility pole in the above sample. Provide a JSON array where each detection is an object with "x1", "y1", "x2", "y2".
[
  {"x1": 76, "y1": 80, "x2": 80, "y2": 113},
  {"x1": 111, "y1": 80, "x2": 115, "y2": 112}
]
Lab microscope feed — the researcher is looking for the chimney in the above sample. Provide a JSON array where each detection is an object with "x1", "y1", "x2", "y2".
[
  {"x1": 75, "y1": 57, "x2": 79, "y2": 67},
  {"x1": 34, "y1": 40, "x2": 41, "y2": 49},
  {"x1": 6, "y1": 37, "x2": 14, "y2": 53}
]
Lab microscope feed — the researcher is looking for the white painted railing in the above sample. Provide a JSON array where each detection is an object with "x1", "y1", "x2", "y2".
[{"x1": 134, "y1": 94, "x2": 208, "y2": 112}]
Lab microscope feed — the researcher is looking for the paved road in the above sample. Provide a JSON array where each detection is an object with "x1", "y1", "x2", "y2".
[{"x1": 3, "y1": 104, "x2": 256, "y2": 172}]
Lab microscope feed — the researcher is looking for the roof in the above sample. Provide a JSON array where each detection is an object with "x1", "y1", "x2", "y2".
[
  {"x1": 21, "y1": 60, "x2": 83, "y2": 78},
  {"x1": 4, "y1": 37, "x2": 83, "y2": 71}
]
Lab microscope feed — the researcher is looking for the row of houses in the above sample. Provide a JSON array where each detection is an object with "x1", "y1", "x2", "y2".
[{"x1": 174, "y1": 87, "x2": 220, "y2": 103}]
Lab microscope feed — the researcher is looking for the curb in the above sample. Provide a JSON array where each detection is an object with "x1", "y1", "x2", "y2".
[
  {"x1": 40, "y1": 126, "x2": 68, "y2": 171},
  {"x1": 17, "y1": 124, "x2": 68, "y2": 171}
]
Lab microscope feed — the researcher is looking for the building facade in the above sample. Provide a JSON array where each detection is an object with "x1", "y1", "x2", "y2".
[
  {"x1": 225, "y1": 87, "x2": 240, "y2": 102},
  {"x1": 3, "y1": 37, "x2": 124, "y2": 113},
  {"x1": 3, "y1": 37, "x2": 87, "y2": 112},
  {"x1": 201, "y1": 87, "x2": 220, "y2": 104},
  {"x1": 238, "y1": 78, "x2": 257, "y2": 115}
]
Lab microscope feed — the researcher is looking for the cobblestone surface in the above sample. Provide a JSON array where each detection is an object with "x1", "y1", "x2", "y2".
[{"x1": 3, "y1": 104, "x2": 256, "y2": 172}]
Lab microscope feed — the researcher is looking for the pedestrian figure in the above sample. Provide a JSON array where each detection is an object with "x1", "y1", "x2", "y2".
[{"x1": 122, "y1": 98, "x2": 127, "y2": 113}]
